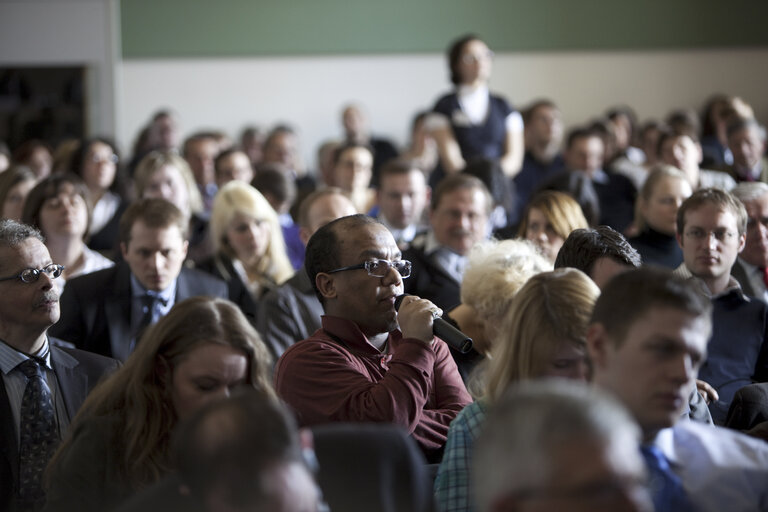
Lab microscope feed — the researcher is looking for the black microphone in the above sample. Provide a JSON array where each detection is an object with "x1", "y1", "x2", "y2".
[{"x1": 394, "y1": 294, "x2": 473, "y2": 354}]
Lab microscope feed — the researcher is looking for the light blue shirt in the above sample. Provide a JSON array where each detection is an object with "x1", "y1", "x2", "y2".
[{"x1": 655, "y1": 421, "x2": 768, "y2": 512}]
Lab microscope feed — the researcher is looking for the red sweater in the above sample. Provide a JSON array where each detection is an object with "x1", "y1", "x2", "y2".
[{"x1": 274, "y1": 315, "x2": 473, "y2": 457}]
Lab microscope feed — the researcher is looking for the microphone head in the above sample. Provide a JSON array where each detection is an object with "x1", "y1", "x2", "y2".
[{"x1": 394, "y1": 294, "x2": 409, "y2": 311}]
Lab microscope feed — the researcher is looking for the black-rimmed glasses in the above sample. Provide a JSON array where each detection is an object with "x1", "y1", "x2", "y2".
[
  {"x1": 0, "y1": 264, "x2": 65, "y2": 284},
  {"x1": 326, "y1": 259, "x2": 412, "y2": 279}
]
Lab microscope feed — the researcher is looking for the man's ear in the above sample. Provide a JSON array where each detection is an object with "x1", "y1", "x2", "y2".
[
  {"x1": 120, "y1": 242, "x2": 128, "y2": 260},
  {"x1": 315, "y1": 272, "x2": 337, "y2": 302},
  {"x1": 586, "y1": 323, "x2": 610, "y2": 370},
  {"x1": 737, "y1": 232, "x2": 746, "y2": 254},
  {"x1": 676, "y1": 230, "x2": 684, "y2": 250}
]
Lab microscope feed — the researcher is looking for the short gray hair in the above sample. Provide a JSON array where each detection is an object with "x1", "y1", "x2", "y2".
[
  {"x1": 732, "y1": 181, "x2": 768, "y2": 205},
  {"x1": 0, "y1": 219, "x2": 44, "y2": 248},
  {"x1": 473, "y1": 379, "x2": 644, "y2": 512}
]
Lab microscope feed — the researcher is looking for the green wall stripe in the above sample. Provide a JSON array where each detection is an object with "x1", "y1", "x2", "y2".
[{"x1": 121, "y1": 0, "x2": 768, "y2": 58}]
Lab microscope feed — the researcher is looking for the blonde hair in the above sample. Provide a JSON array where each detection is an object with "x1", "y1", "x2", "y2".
[
  {"x1": 210, "y1": 181, "x2": 293, "y2": 285},
  {"x1": 47, "y1": 297, "x2": 275, "y2": 491},
  {"x1": 518, "y1": 190, "x2": 589, "y2": 240},
  {"x1": 134, "y1": 150, "x2": 204, "y2": 215},
  {"x1": 485, "y1": 268, "x2": 600, "y2": 402},
  {"x1": 461, "y1": 239, "x2": 552, "y2": 335},
  {"x1": 635, "y1": 165, "x2": 690, "y2": 231}
]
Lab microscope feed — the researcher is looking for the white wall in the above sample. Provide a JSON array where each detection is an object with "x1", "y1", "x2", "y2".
[
  {"x1": 121, "y1": 47, "x2": 768, "y2": 169},
  {"x1": 0, "y1": 0, "x2": 121, "y2": 137}
]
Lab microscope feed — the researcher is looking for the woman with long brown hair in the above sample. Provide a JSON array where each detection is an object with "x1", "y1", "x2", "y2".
[{"x1": 44, "y1": 296, "x2": 274, "y2": 512}]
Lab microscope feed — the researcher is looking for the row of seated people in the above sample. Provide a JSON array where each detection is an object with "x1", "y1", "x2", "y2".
[{"x1": 1, "y1": 205, "x2": 767, "y2": 512}]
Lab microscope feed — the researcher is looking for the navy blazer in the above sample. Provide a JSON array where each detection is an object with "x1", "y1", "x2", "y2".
[
  {"x1": 50, "y1": 262, "x2": 228, "y2": 361},
  {"x1": 0, "y1": 342, "x2": 119, "y2": 512}
]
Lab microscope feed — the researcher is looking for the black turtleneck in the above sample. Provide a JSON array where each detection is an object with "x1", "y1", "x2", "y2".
[{"x1": 629, "y1": 226, "x2": 683, "y2": 269}]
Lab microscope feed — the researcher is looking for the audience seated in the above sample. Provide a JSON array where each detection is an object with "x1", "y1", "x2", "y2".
[
  {"x1": 731, "y1": 182, "x2": 768, "y2": 301},
  {"x1": 639, "y1": 120, "x2": 664, "y2": 170},
  {"x1": 606, "y1": 106, "x2": 649, "y2": 191},
  {"x1": 12, "y1": 140, "x2": 52, "y2": 179},
  {"x1": 127, "y1": 110, "x2": 180, "y2": 175},
  {"x1": 628, "y1": 166, "x2": 692, "y2": 268},
  {"x1": 699, "y1": 94, "x2": 735, "y2": 168},
  {"x1": 331, "y1": 142, "x2": 376, "y2": 214},
  {"x1": 274, "y1": 214, "x2": 472, "y2": 462},
  {"x1": 673, "y1": 188, "x2": 768, "y2": 424},
  {"x1": 0, "y1": 166, "x2": 37, "y2": 222},
  {"x1": 21, "y1": 173, "x2": 113, "y2": 293},
  {"x1": 0, "y1": 219, "x2": 119, "y2": 512},
  {"x1": 511, "y1": 99, "x2": 564, "y2": 225},
  {"x1": 721, "y1": 117, "x2": 768, "y2": 183},
  {"x1": 434, "y1": 268, "x2": 600, "y2": 512},
  {"x1": 473, "y1": 380, "x2": 652, "y2": 512},
  {"x1": 341, "y1": 104, "x2": 399, "y2": 187},
  {"x1": 553, "y1": 127, "x2": 637, "y2": 233},
  {"x1": 50, "y1": 199, "x2": 227, "y2": 361},
  {"x1": 400, "y1": 111, "x2": 439, "y2": 182},
  {"x1": 373, "y1": 159, "x2": 430, "y2": 249},
  {"x1": 198, "y1": 181, "x2": 293, "y2": 324},
  {"x1": 403, "y1": 174, "x2": 492, "y2": 311},
  {"x1": 133, "y1": 149, "x2": 211, "y2": 263},
  {"x1": 116, "y1": 389, "x2": 320, "y2": 512},
  {"x1": 260, "y1": 125, "x2": 316, "y2": 206},
  {"x1": 213, "y1": 147, "x2": 254, "y2": 189},
  {"x1": 445, "y1": 238, "x2": 552, "y2": 383},
  {"x1": 588, "y1": 267, "x2": 768, "y2": 512},
  {"x1": 44, "y1": 296, "x2": 274, "y2": 512},
  {"x1": 252, "y1": 164, "x2": 304, "y2": 270},
  {"x1": 69, "y1": 137, "x2": 129, "y2": 256},
  {"x1": 238, "y1": 125, "x2": 265, "y2": 168},
  {"x1": 182, "y1": 132, "x2": 220, "y2": 214},
  {"x1": 658, "y1": 131, "x2": 736, "y2": 192},
  {"x1": 516, "y1": 190, "x2": 589, "y2": 263},
  {"x1": 554, "y1": 225, "x2": 641, "y2": 289},
  {"x1": 257, "y1": 188, "x2": 356, "y2": 360},
  {"x1": 463, "y1": 158, "x2": 512, "y2": 231}
]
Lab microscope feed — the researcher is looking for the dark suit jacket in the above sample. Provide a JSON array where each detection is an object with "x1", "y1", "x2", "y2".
[
  {"x1": 50, "y1": 262, "x2": 228, "y2": 361},
  {"x1": 0, "y1": 342, "x2": 119, "y2": 512},
  {"x1": 731, "y1": 258, "x2": 761, "y2": 299},
  {"x1": 725, "y1": 382, "x2": 768, "y2": 432},
  {"x1": 402, "y1": 237, "x2": 462, "y2": 312}
]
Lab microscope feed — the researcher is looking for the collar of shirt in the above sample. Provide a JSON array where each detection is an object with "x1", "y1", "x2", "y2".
[
  {"x1": 652, "y1": 427, "x2": 682, "y2": 469},
  {"x1": 0, "y1": 336, "x2": 52, "y2": 375},
  {"x1": 378, "y1": 215, "x2": 418, "y2": 244},
  {"x1": 592, "y1": 168, "x2": 609, "y2": 184},
  {"x1": 676, "y1": 265, "x2": 747, "y2": 301},
  {"x1": 320, "y1": 315, "x2": 402, "y2": 356},
  {"x1": 456, "y1": 84, "x2": 490, "y2": 125},
  {"x1": 130, "y1": 273, "x2": 176, "y2": 310}
]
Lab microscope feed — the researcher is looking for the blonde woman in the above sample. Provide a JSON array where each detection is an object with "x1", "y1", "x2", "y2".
[
  {"x1": 198, "y1": 181, "x2": 293, "y2": 321},
  {"x1": 44, "y1": 296, "x2": 275, "y2": 512},
  {"x1": 628, "y1": 165, "x2": 692, "y2": 268},
  {"x1": 434, "y1": 268, "x2": 600, "y2": 512},
  {"x1": 517, "y1": 190, "x2": 589, "y2": 263},
  {"x1": 446, "y1": 238, "x2": 551, "y2": 382}
]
